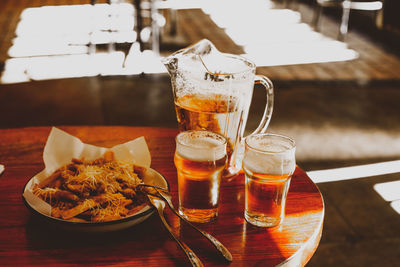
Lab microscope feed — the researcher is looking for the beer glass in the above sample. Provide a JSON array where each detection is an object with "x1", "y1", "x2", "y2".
[
  {"x1": 174, "y1": 130, "x2": 227, "y2": 223},
  {"x1": 243, "y1": 133, "x2": 296, "y2": 227},
  {"x1": 163, "y1": 39, "x2": 274, "y2": 178}
]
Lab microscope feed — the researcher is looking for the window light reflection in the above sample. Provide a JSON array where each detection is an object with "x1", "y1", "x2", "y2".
[
  {"x1": 309, "y1": 161, "x2": 400, "y2": 216},
  {"x1": 307, "y1": 160, "x2": 400, "y2": 184},
  {"x1": 390, "y1": 200, "x2": 400, "y2": 215},
  {"x1": 12, "y1": 3, "x2": 135, "y2": 57},
  {"x1": 202, "y1": 0, "x2": 359, "y2": 66},
  {"x1": 375, "y1": 182, "x2": 400, "y2": 215},
  {"x1": 1, "y1": 49, "x2": 166, "y2": 83},
  {"x1": 373, "y1": 180, "x2": 400, "y2": 202},
  {"x1": 0, "y1": 3, "x2": 165, "y2": 84}
]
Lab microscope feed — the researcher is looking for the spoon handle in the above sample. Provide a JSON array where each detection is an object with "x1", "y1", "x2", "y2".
[
  {"x1": 151, "y1": 197, "x2": 204, "y2": 267},
  {"x1": 154, "y1": 189, "x2": 233, "y2": 262}
]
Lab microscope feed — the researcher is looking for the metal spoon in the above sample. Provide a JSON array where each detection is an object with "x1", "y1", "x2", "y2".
[
  {"x1": 146, "y1": 193, "x2": 204, "y2": 267},
  {"x1": 141, "y1": 184, "x2": 233, "y2": 262}
]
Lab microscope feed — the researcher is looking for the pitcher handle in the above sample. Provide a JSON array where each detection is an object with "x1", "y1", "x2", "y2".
[{"x1": 251, "y1": 75, "x2": 274, "y2": 135}]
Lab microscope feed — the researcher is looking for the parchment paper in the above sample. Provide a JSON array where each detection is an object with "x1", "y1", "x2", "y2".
[{"x1": 23, "y1": 127, "x2": 151, "y2": 217}]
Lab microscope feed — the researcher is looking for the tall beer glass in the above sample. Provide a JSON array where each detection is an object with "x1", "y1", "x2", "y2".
[
  {"x1": 243, "y1": 133, "x2": 296, "y2": 227},
  {"x1": 174, "y1": 130, "x2": 227, "y2": 223}
]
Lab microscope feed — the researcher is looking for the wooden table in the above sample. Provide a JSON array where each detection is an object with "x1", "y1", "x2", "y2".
[{"x1": 0, "y1": 126, "x2": 324, "y2": 266}]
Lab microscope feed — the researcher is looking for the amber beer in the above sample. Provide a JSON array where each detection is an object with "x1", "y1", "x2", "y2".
[
  {"x1": 174, "y1": 130, "x2": 227, "y2": 223},
  {"x1": 243, "y1": 169, "x2": 292, "y2": 227},
  {"x1": 243, "y1": 133, "x2": 296, "y2": 227},
  {"x1": 175, "y1": 93, "x2": 243, "y2": 177}
]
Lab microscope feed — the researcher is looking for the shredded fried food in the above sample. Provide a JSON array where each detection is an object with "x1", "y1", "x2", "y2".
[{"x1": 33, "y1": 151, "x2": 149, "y2": 222}]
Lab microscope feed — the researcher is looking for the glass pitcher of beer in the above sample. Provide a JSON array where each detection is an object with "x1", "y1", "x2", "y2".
[{"x1": 163, "y1": 39, "x2": 274, "y2": 177}]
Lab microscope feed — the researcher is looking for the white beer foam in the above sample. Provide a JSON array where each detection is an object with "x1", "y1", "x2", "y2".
[
  {"x1": 177, "y1": 136, "x2": 226, "y2": 162},
  {"x1": 201, "y1": 53, "x2": 250, "y2": 74},
  {"x1": 243, "y1": 150, "x2": 295, "y2": 175}
]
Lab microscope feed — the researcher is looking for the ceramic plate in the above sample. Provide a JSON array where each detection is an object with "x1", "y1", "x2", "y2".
[{"x1": 22, "y1": 168, "x2": 169, "y2": 232}]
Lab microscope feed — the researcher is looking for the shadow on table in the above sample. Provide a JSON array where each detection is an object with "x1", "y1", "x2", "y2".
[{"x1": 24, "y1": 213, "x2": 187, "y2": 266}]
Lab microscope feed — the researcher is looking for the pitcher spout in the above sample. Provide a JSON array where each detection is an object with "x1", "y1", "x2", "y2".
[{"x1": 162, "y1": 56, "x2": 178, "y2": 75}]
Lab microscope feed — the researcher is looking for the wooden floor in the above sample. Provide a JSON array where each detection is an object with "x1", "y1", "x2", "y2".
[{"x1": 0, "y1": 1, "x2": 399, "y2": 267}]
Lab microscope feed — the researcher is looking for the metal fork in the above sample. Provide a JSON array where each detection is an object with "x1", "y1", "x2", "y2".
[
  {"x1": 139, "y1": 184, "x2": 233, "y2": 263},
  {"x1": 146, "y1": 193, "x2": 204, "y2": 267}
]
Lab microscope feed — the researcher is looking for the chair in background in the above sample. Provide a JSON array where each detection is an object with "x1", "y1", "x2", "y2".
[{"x1": 312, "y1": 0, "x2": 383, "y2": 41}]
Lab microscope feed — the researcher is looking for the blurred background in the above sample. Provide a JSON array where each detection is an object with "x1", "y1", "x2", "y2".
[{"x1": 0, "y1": 0, "x2": 399, "y2": 266}]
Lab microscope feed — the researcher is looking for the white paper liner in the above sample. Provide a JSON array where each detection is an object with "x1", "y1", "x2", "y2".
[{"x1": 23, "y1": 127, "x2": 151, "y2": 217}]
